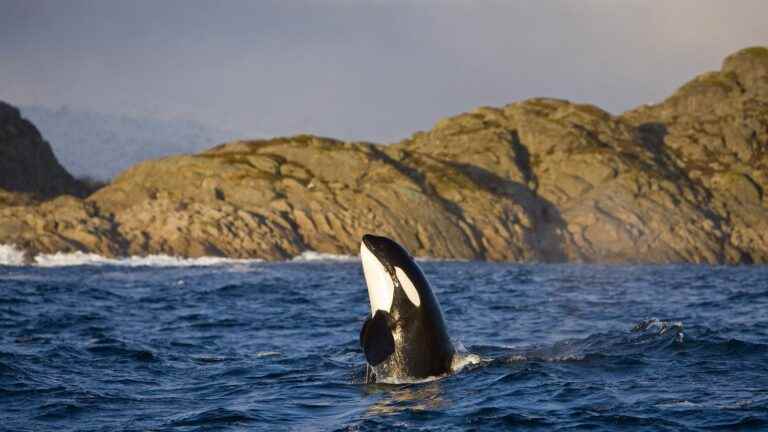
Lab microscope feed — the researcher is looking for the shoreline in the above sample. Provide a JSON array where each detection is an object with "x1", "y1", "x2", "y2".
[{"x1": 2, "y1": 47, "x2": 767, "y2": 265}]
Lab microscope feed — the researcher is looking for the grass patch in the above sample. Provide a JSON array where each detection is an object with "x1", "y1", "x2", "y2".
[{"x1": 739, "y1": 46, "x2": 768, "y2": 59}]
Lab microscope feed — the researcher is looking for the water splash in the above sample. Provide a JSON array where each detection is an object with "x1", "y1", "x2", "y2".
[
  {"x1": 0, "y1": 244, "x2": 27, "y2": 266},
  {"x1": 32, "y1": 251, "x2": 261, "y2": 267},
  {"x1": 451, "y1": 341, "x2": 485, "y2": 371},
  {"x1": 3, "y1": 246, "x2": 455, "y2": 266},
  {"x1": 372, "y1": 374, "x2": 448, "y2": 385},
  {"x1": 290, "y1": 251, "x2": 358, "y2": 262},
  {"x1": 632, "y1": 318, "x2": 685, "y2": 343},
  {"x1": 365, "y1": 342, "x2": 483, "y2": 385}
]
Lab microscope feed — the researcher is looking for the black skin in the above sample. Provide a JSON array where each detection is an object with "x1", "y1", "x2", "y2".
[{"x1": 360, "y1": 234, "x2": 455, "y2": 381}]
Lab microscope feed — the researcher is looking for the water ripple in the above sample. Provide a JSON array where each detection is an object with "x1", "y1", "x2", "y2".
[{"x1": 0, "y1": 263, "x2": 767, "y2": 431}]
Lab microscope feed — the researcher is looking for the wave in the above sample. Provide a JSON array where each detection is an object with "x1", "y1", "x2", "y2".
[
  {"x1": 372, "y1": 374, "x2": 447, "y2": 385},
  {"x1": 0, "y1": 244, "x2": 262, "y2": 267},
  {"x1": 366, "y1": 341, "x2": 484, "y2": 385},
  {"x1": 290, "y1": 251, "x2": 358, "y2": 262},
  {"x1": 473, "y1": 319, "x2": 688, "y2": 364},
  {"x1": 0, "y1": 244, "x2": 26, "y2": 265},
  {"x1": 34, "y1": 252, "x2": 262, "y2": 267},
  {"x1": 168, "y1": 408, "x2": 260, "y2": 427},
  {"x1": 1, "y1": 244, "x2": 458, "y2": 267},
  {"x1": 631, "y1": 318, "x2": 684, "y2": 337}
]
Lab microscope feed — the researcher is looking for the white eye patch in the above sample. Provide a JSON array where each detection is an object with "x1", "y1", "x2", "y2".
[{"x1": 395, "y1": 266, "x2": 421, "y2": 307}]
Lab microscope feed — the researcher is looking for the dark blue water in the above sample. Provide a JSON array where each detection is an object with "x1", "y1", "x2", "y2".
[{"x1": 2, "y1": 260, "x2": 767, "y2": 431}]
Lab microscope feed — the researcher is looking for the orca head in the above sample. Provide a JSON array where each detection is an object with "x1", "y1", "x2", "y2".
[
  {"x1": 359, "y1": 234, "x2": 455, "y2": 380},
  {"x1": 360, "y1": 234, "x2": 424, "y2": 317}
]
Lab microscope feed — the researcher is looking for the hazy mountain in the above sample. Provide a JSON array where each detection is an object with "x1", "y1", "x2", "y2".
[{"x1": 19, "y1": 105, "x2": 248, "y2": 180}]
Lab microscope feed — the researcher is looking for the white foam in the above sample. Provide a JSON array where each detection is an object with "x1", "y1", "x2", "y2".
[
  {"x1": 373, "y1": 374, "x2": 447, "y2": 385},
  {"x1": 371, "y1": 344, "x2": 485, "y2": 385},
  {"x1": 451, "y1": 351, "x2": 484, "y2": 371},
  {"x1": 506, "y1": 353, "x2": 589, "y2": 362},
  {"x1": 32, "y1": 251, "x2": 261, "y2": 267},
  {"x1": 291, "y1": 251, "x2": 358, "y2": 262},
  {"x1": 0, "y1": 244, "x2": 27, "y2": 266},
  {"x1": 373, "y1": 352, "x2": 484, "y2": 385},
  {"x1": 1, "y1": 246, "x2": 456, "y2": 267}
]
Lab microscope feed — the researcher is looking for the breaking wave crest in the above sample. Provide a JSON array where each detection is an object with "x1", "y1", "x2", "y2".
[
  {"x1": 290, "y1": 251, "x2": 358, "y2": 262},
  {"x1": 2, "y1": 245, "x2": 455, "y2": 267},
  {"x1": 372, "y1": 374, "x2": 447, "y2": 385},
  {"x1": 452, "y1": 341, "x2": 485, "y2": 371},
  {"x1": 0, "y1": 245, "x2": 262, "y2": 267},
  {"x1": 0, "y1": 244, "x2": 26, "y2": 266},
  {"x1": 34, "y1": 253, "x2": 262, "y2": 267}
]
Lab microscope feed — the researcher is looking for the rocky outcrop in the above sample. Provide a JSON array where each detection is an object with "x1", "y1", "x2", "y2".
[
  {"x1": 0, "y1": 101, "x2": 86, "y2": 199},
  {"x1": 0, "y1": 196, "x2": 123, "y2": 258},
  {"x1": 621, "y1": 46, "x2": 768, "y2": 263},
  {"x1": 1, "y1": 47, "x2": 766, "y2": 263}
]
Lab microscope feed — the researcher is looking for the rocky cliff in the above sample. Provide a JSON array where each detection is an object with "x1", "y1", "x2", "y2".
[
  {"x1": 1, "y1": 47, "x2": 766, "y2": 263},
  {"x1": 0, "y1": 101, "x2": 86, "y2": 204}
]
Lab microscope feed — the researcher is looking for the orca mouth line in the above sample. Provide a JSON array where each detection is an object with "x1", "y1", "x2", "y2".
[
  {"x1": 361, "y1": 234, "x2": 406, "y2": 262},
  {"x1": 361, "y1": 235, "x2": 384, "y2": 261}
]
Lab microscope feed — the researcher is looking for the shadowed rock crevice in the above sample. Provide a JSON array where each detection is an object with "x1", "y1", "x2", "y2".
[
  {"x1": 367, "y1": 146, "x2": 486, "y2": 259},
  {"x1": 508, "y1": 131, "x2": 536, "y2": 189},
  {"x1": 437, "y1": 159, "x2": 567, "y2": 261}
]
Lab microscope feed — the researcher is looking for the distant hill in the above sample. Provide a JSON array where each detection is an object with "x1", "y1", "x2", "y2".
[
  {"x1": 0, "y1": 101, "x2": 86, "y2": 202},
  {"x1": 19, "y1": 106, "x2": 246, "y2": 180},
  {"x1": 1, "y1": 46, "x2": 767, "y2": 264}
]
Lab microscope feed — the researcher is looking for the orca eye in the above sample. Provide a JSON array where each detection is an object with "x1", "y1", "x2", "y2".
[{"x1": 394, "y1": 267, "x2": 421, "y2": 307}]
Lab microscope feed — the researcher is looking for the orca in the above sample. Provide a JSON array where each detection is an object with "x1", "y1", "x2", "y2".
[{"x1": 359, "y1": 234, "x2": 455, "y2": 382}]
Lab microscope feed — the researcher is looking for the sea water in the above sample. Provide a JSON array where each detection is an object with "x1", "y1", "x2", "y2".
[{"x1": 1, "y1": 252, "x2": 767, "y2": 431}]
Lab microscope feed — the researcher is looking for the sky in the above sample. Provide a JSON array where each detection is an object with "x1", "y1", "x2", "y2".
[{"x1": 1, "y1": 0, "x2": 767, "y2": 143}]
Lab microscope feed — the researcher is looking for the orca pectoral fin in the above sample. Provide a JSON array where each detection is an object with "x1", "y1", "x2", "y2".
[{"x1": 360, "y1": 310, "x2": 395, "y2": 366}]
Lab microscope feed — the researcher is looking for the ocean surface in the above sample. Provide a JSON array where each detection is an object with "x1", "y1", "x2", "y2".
[{"x1": 1, "y1": 249, "x2": 767, "y2": 431}]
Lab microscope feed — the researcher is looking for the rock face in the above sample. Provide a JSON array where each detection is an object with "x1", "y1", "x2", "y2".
[
  {"x1": 621, "y1": 47, "x2": 768, "y2": 263},
  {"x1": 1, "y1": 47, "x2": 766, "y2": 263},
  {"x1": 0, "y1": 101, "x2": 85, "y2": 198}
]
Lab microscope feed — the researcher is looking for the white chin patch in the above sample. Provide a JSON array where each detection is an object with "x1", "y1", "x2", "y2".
[
  {"x1": 395, "y1": 266, "x2": 421, "y2": 307},
  {"x1": 361, "y1": 242, "x2": 393, "y2": 315}
]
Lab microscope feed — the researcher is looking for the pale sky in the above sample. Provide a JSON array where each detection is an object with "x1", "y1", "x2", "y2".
[{"x1": 1, "y1": 0, "x2": 767, "y2": 142}]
